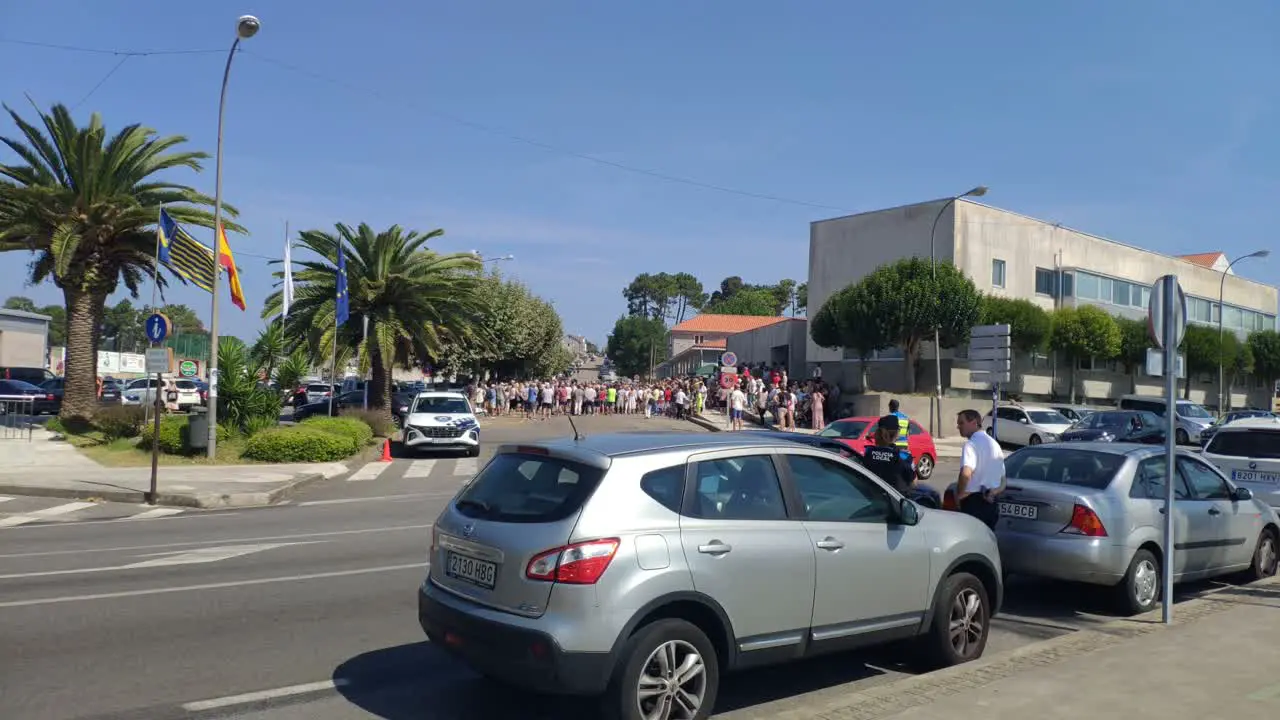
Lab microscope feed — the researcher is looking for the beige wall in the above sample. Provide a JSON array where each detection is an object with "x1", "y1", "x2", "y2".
[
  {"x1": 726, "y1": 320, "x2": 809, "y2": 379},
  {"x1": 0, "y1": 310, "x2": 49, "y2": 368},
  {"x1": 670, "y1": 331, "x2": 729, "y2": 357}
]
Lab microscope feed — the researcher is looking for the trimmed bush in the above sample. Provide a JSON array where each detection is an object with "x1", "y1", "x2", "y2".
[
  {"x1": 242, "y1": 426, "x2": 358, "y2": 463},
  {"x1": 242, "y1": 415, "x2": 278, "y2": 438},
  {"x1": 301, "y1": 416, "x2": 375, "y2": 447},
  {"x1": 94, "y1": 405, "x2": 147, "y2": 440},
  {"x1": 345, "y1": 409, "x2": 396, "y2": 438},
  {"x1": 138, "y1": 416, "x2": 187, "y2": 454}
]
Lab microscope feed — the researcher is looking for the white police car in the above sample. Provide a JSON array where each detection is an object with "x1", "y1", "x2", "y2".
[{"x1": 401, "y1": 391, "x2": 481, "y2": 457}]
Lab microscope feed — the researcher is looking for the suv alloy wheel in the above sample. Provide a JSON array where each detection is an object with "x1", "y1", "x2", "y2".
[{"x1": 604, "y1": 618, "x2": 720, "y2": 720}]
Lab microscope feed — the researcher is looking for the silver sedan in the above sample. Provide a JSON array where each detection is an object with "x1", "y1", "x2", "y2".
[{"x1": 943, "y1": 442, "x2": 1279, "y2": 615}]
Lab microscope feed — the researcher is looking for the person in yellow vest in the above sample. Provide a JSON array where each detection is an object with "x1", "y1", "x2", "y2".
[{"x1": 888, "y1": 399, "x2": 910, "y2": 449}]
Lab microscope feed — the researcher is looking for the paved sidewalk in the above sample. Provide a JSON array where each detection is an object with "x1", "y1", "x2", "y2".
[
  {"x1": 694, "y1": 409, "x2": 965, "y2": 458},
  {"x1": 759, "y1": 579, "x2": 1280, "y2": 720}
]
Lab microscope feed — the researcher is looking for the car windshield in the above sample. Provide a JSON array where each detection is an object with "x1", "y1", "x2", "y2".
[
  {"x1": 411, "y1": 396, "x2": 471, "y2": 414},
  {"x1": 455, "y1": 452, "x2": 605, "y2": 523},
  {"x1": 1207, "y1": 429, "x2": 1280, "y2": 459},
  {"x1": 306, "y1": 384, "x2": 332, "y2": 393},
  {"x1": 818, "y1": 420, "x2": 869, "y2": 439},
  {"x1": 0, "y1": 379, "x2": 42, "y2": 393},
  {"x1": 1086, "y1": 412, "x2": 1131, "y2": 429},
  {"x1": 1028, "y1": 410, "x2": 1070, "y2": 425},
  {"x1": 1177, "y1": 402, "x2": 1213, "y2": 419},
  {"x1": 1005, "y1": 448, "x2": 1125, "y2": 490}
]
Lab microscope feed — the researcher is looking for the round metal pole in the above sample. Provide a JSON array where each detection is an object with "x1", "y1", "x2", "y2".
[{"x1": 929, "y1": 198, "x2": 956, "y2": 438}]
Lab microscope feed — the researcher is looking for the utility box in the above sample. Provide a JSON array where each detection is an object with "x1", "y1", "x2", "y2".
[{"x1": 187, "y1": 407, "x2": 209, "y2": 450}]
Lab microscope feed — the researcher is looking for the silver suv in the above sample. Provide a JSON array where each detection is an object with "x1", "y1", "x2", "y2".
[{"x1": 418, "y1": 433, "x2": 1003, "y2": 719}]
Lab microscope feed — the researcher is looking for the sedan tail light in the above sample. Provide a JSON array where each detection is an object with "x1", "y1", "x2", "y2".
[
  {"x1": 45, "y1": 394, "x2": 55, "y2": 401},
  {"x1": 1062, "y1": 503, "x2": 1108, "y2": 537},
  {"x1": 526, "y1": 538, "x2": 620, "y2": 584}
]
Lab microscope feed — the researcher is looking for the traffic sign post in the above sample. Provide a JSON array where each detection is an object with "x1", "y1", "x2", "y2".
[
  {"x1": 969, "y1": 324, "x2": 1012, "y2": 442},
  {"x1": 1150, "y1": 274, "x2": 1183, "y2": 625},
  {"x1": 720, "y1": 351, "x2": 738, "y2": 368},
  {"x1": 144, "y1": 313, "x2": 171, "y2": 344}
]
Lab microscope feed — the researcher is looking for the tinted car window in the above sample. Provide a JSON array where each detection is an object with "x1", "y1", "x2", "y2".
[
  {"x1": 817, "y1": 420, "x2": 868, "y2": 439},
  {"x1": 1028, "y1": 410, "x2": 1070, "y2": 425},
  {"x1": 1207, "y1": 429, "x2": 1280, "y2": 460},
  {"x1": 1178, "y1": 458, "x2": 1231, "y2": 500},
  {"x1": 411, "y1": 396, "x2": 472, "y2": 414},
  {"x1": 1129, "y1": 457, "x2": 1191, "y2": 500},
  {"x1": 786, "y1": 454, "x2": 895, "y2": 523},
  {"x1": 691, "y1": 455, "x2": 786, "y2": 521},
  {"x1": 640, "y1": 465, "x2": 685, "y2": 513},
  {"x1": 1005, "y1": 448, "x2": 1124, "y2": 489},
  {"x1": 454, "y1": 452, "x2": 605, "y2": 523},
  {"x1": 0, "y1": 379, "x2": 42, "y2": 394}
]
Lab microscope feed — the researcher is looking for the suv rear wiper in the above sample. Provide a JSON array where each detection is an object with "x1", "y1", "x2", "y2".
[{"x1": 456, "y1": 499, "x2": 492, "y2": 517}]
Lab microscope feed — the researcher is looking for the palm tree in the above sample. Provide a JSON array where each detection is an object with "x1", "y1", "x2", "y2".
[
  {"x1": 0, "y1": 103, "x2": 237, "y2": 419},
  {"x1": 262, "y1": 223, "x2": 488, "y2": 418},
  {"x1": 251, "y1": 319, "x2": 286, "y2": 381}
]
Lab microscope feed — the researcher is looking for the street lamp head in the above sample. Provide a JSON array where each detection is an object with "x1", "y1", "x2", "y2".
[
  {"x1": 964, "y1": 186, "x2": 988, "y2": 198},
  {"x1": 236, "y1": 15, "x2": 261, "y2": 39},
  {"x1": 1251, "y1": 249, "x2": 1271, "y2": 259}
]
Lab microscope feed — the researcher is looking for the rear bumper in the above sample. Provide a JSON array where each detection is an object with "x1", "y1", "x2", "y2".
[
  {"x1": 997, "y1": 531, "x2": 1129, "y2": 586},
  {"x1": 418, "y1": 582, "x2": 612, "y2": 695}
]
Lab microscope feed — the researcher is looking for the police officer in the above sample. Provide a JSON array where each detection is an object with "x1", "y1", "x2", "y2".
[
  {"x1": 888, "y1": 399, "x2": 910, "y2": 449},
  {"x1": 862, "y1": 415, "x2": 916, "y2": 495}
]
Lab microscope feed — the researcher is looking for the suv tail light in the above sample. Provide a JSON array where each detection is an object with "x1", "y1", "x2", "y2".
[
  {"x1": 526, "y1": 538, "x2": 620, "y2": 585},
  {"x1": 45, "y1": 394, "x2": 55, "y2": 401},
  {"x1": 1062, "y1": 503, "x2": 1107, "y2": 537}
]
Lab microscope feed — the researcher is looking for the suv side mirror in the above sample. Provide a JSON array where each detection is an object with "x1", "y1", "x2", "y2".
[
  {"x1": 1233, "y1": 487, "x2": 1253, "y2": 501},
  {"x1": 897, "y1": 499, "x2": 920, "y2": 526}
]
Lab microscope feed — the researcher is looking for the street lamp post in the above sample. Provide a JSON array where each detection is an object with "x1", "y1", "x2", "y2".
[
  {"x1": 929, "y1": 186, "x2": 988, "y2": 437},
  {"x1": 206, "y1": 15, "x2": 260, "y2": 459},
  {"x1": 1218, "y1": 249, "x2": 1269, "y2": 415}
]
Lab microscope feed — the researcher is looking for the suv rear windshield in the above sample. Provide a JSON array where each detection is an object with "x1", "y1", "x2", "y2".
[
  {"x1": 1207, "y1": 429, "x2": 1280, "y2": 459},
  {"x1": 1005, "y1": 448, "x2": 1125, "y2": 490},
  {"x1": 306, "y1": 384, "x2": 332, "y2": 392},
  {"x1": 454, "y1": 452, "x2": 606, "y2": 523}
]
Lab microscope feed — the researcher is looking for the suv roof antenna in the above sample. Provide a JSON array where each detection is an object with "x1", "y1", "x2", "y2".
[{"x1": 566, "y1": 412, "x2": 584, "y2": 441}]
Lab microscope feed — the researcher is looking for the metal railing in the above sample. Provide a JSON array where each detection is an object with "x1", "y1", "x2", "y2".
[{"x1": 0, "y1": 396, "x2": 36, "y2": 441}]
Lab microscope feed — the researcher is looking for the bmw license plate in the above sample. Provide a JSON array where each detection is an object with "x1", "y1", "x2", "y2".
[
  {"x1": 446, "y1": 551, "x2": 497, "y2": 589},
  {"x1": 999, "y1": 502, "x2": 1038, "y2": 520},
  {"x1": 1232, "y1": 470, "x2": 1280, "y2": 484}
]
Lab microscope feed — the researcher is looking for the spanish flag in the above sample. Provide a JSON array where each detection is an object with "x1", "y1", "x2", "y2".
[{"x1": 217, "y1": 224, "x2": 246, "y2": 311}]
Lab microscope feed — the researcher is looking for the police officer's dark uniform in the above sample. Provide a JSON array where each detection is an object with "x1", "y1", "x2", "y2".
[{"x1": 862, "y1": 415, "x2": 916, "y2": 494}]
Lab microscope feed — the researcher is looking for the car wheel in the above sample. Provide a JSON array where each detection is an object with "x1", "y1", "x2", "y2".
[
  {"x1": 1114, "y1": 548, "x2": 1160, "y2": 616},
  {"x1": 603, "y1": 618, "x2": 719, "y2": 720},
  {"x1": 918, "y1": 571, "x2": 989, "y2": 669},
  {"x1": 466, "y1": 444, "x2": 481, "y2": 458},
  {"x1": 1028, "y1": 434, "x2": 1042, "y2": 445},
  {"x1": 916, "y1": 454, "x2": 935, "y2": 480},
  {"x1": 1248, "y1": 528, "x2": 1279, "y2": 581},
  {"x1": 1175, "y1": 428, "x2": 1189, "y2": 445}
]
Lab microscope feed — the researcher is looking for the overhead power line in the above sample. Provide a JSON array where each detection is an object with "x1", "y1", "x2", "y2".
[{"x1": 0, "y1": 37, "x2": 223, "y2": 57}]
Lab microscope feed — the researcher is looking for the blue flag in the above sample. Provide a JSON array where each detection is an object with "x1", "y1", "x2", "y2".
[{"x1": 335, "y1": 243, "x2": 350, "y2": 326}]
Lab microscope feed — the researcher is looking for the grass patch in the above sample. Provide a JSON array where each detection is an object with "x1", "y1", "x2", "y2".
[{"x1": 78, "y1": 435, "x2": 260, "y2": 467}]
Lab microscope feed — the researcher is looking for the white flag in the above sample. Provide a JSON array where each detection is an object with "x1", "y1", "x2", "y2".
[{"x1": 282, "y1": 231, "x2": 295, "y2": 319}]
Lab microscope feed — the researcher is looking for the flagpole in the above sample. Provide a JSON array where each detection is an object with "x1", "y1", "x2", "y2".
[
  {"x1": 361, "y1": 315, "x2": 369, "y2": 410},
  {"x1": 151, "y1": 205, "x2": 162, "y2": 311},
  {"x1": 330, "y1": 311, "x2": 339, "y2": 414}
]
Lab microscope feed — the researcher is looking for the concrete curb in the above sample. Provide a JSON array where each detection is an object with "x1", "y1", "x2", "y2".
[
  {"x1": 761, "y1": 574, "x2": 1280, "y2": 720},
  {"x1": 689, "y1": 414, "x2": 725, "y2": 433},
  {"x1": 0, "y1": 472, "x2": 329, "y2": 509}
]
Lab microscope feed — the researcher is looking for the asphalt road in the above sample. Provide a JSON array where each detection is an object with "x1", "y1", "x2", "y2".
[{"x1": 0, "y1": 414, "x2": 1225, "y2": 720}]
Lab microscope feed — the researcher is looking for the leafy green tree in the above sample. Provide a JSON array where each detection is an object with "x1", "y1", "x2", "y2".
[
  {"x1": 3, "y1": 296, "x2": 36, "y2": 312},
  {"x1": 1226, "y1": 334, "x2": 1253, "y2": 406},
  {"x1": 154, "y1": 303, "x2": 205, "y2": 334},
  {"x1": 1049, "y1": 306, "x2": 1122, "y2": 403},
  {"x1": 980, "y1": 296, "x2": 1051, "y2": 355},
  {"x1": 1179, "y1": 325, "x2": 1221, "y2": 399},
  {"x1": 623, "y1": 273, "x2": 676, "y2": 319},
  {"x1": 855, "y1": 258, "x2": 982, "y2": 392},
  {"x1": 0, "y1": 103, "x2": 233, "y2": 420},
  {"x1": 605, "y1": 315, "x2": 669, "y2": 378},
  {"x1": 434, "y1": 271, "x2": 570, "y2": 378},
  {"x1": 101, "y1": 300, "x2": 145, "y2": 353},
  {"x1": 1248, "y1": 330, "x2": 1280, "y2": 392},
  {"x1": 262, "y1": 223, "x2": 486, "y2": 420},
  {"x1": 812, "y1": 284, "x2": 888, "y2": 391},
  {"x1": 251, "y1": 320, "x2": 286, "y2": 381},
  {"x1": 1110, "y1": 316, "x2": 1151, "y2": 394},
  {"x1": 703, "y1": 287, "x2": 778, "y2": 316},
  {"x1": 213, "y1": 336, "x2": 280, "y2": 434},
  {"x1": 273, "y1": 349, "x2": 310, "y2": 394},
  {"x1": 795, "y1": 282, "x2": 808, "y2": 316}
]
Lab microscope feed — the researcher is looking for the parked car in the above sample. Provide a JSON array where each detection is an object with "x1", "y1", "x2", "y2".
[
  {"x1": 36, "y1": 377, "x2": 64, "y2": 415},
  {"x1": 981, "y1": 405, "x2": 1073, "y2": 446},
  {"x1": 749, "y1": 429, "x2": 942, "y2": 508},
  {"x1": 0, "y1": 379, "x2": 47, "y2": 415},
  {"x1": 1060, "y1": 410, "x2": 1164, "y2": 444},
  {"x1": 816, "y1": 415, "x2": 939, "y2": 479},
  {"x1": 0, "y1": 366, "x2": 56, "y2": 386},
  {"x1": 304, "y1": 383, "x2": 337, "y2": 405},
  {"x1": 292, "y1": 390, "x2": 366, "y2": 422},
  {"x1": 1199, "y1": 410, "x2": 1275, "y2": 448},
  {"x1": 1201, "y1": 416, "x2": 1280, "y2": 511},
  {"x1": 401, "y1": 391, "x2": 480, "y2": 457},
  {"x1": 100, "y1": 378, "x2": 123, "y2": 403},
  {"x1": 419, "y1": 433, "x2": 1002, "y2": 718},
  {"x1": 1118, "y1": 394, "x2": 1214, "y2": 445},
  {"x1": 121, "y1": 378, "x2": 161, "y2": 407},
  {"x1": 942, "y1": 442, "x2": 1278, "y2": 615},
  {"x1": 1049, "y1": 404, "x2": 1096, "y2": 424}
]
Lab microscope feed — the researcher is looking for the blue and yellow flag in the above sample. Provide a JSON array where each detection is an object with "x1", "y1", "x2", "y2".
[
  {"x1": 157, "y1": 209, "x2": 215, "y2": 292},
  {"x1": 336, "y1": 242, "x2": 350, "y2": 325}
]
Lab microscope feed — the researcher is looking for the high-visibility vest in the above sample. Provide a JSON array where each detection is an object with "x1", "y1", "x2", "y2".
[{"x1": 893, "y1": 412, "x2": 910, "y2": 448}]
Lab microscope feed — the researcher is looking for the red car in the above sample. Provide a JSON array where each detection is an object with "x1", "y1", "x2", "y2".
[{"x1": 817, "y1": 415, "x2": 938, "y2": 479}]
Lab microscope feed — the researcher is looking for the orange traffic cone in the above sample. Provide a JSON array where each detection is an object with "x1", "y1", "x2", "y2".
[{"x1": 380, "y1": 439, "x2": 393, "y2": 462}]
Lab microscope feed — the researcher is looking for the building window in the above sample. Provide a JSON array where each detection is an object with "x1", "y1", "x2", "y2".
[
  {"x1": 1076, "y1": 271, "x2": 1100, "y2": 300},
  {"x1": 1034, "y1": 267, "x2": 1055, "y2": 296},
  {"x1": 693, "y1": 335, "x2": 704, "y2": 344},
  {"x1": 991, "y1": 259, "x2": 1006, "y2": 288},
  {"x1": 1061, "y1": 272, "x2": 1074, "y2": 297}
]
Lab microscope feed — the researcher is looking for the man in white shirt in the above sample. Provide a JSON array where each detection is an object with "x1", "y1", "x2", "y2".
[
  {"x1": 729, "y1": 386, "x2": 747, "y2": 431},
  {"x1": 674, "y1": 388, "x2": 688, "y2": 420},
  {"x1": 956, "y1": 409, "x2": 1006, "y2": 529}
]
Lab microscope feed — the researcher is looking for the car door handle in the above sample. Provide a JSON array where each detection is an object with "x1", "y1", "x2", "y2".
[
  {"x1": 697, "y1": 542, "x2": 732, "y2": 555},
  {"x1": 1208, "y1": 507, "x2": 1222, "y2": 516},
  {"x1": 815, "y1": 537, "x2": 845, "y2": 551}
]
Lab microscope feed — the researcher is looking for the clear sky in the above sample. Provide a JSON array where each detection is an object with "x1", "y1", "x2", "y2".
[{"x1": 2, "y1": 1, "x2": 1277, "y2": 346}]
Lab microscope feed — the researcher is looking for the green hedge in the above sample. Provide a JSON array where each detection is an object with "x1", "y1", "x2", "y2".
[
  {"x1": 242, "y1": 427, "x2": 358, "y2": 463},
  {"x1": 301, "y1": 416, "x2": 375, "y2": 447},
  {"x1": 138, "y1": 417, "x2": 231, "y2": 455}
]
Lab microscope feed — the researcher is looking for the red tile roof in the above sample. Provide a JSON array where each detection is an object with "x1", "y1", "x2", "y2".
[
  {"x1": 671, "y1": 314, "x2": 790, "y2": 334},
  {"x1": 1179, "y1": 252, "x2": 1225, "y2": 269}
]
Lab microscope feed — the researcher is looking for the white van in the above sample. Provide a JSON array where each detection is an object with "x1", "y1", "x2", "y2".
[{"x1": 1118, "y1": 394, "x2": 1215, "y2": 445}]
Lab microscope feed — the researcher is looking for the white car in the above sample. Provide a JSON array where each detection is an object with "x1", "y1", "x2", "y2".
[
  {"x1": 1202, "y1": 416, "x2": 1280, "y2": 511},
  {"x1": 982, "y1": 404, "x2": 1073, "y2": 446},
  {"x1": 401, "y1": 391, "x2": 480, "y2": 457},
  {"x1": 121, "y1": 378, "x2": 161, "y2": 406}
]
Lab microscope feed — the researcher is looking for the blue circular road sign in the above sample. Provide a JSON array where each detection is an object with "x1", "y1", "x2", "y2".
[{"x1": 144, "y1": 313, "x2": 171, "y2": 343}]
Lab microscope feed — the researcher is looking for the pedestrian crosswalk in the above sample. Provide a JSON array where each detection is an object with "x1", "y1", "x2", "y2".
[
  {"x1": 344, "y1": 457, "x2": 482, "y2": 482},
  {"x1": 0, "y1": 496, "x2": 190, "y2": 528}
]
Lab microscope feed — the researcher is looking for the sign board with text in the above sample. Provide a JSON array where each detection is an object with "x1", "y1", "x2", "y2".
[
  {"x1": 145, "y1": 347, "x2": 173, "y2": 375},
  {"x1": 969, "y1": 324, "x2": 1012, "y2": 385}
]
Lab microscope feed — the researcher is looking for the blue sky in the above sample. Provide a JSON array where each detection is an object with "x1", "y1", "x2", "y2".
[{"x1": 2, "y1": 1, "x2": 1277, "y2": 346}]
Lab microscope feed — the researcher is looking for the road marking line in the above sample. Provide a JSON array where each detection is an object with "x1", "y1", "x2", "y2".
[
  {"x1": 0, "y1": 496, "x2": 14, "y2": 504},
  {"x1": 403, "y1": 459, "x2": 436, "y2": 478},
  {"x1": 0, "y1": 501, "x2": 97, "y2": 528},
  {"x1": 453, "y1": 458, "x2": 479, "y2": 476},
  {"x1": 0, "y1": 523, "x2": 434, "y2": 559},
  {"x1": 0, "y1": 562, "x2": 428, "y2": 608},
  {"x1": 183, "y1": 678, "x2": 352, "y2": 711},
  {"x1": 298, "y1": 492, "x2": 457, "y2": 507},
  {"x1": 0, "y1": 542, "x2": 326, "y2": 579},
  {"x1": 346, "y1": 463, "x2": 391, "y2": 482},
  {"x1": 124, "y1": 508, "x2": 185, "y2": 521}
]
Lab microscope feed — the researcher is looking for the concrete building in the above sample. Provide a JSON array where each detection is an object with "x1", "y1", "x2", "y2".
[
  {"x1": 725, "y1": 318, "x2": 809, "y2": 380},
  {"x1": 807, "y1": 199, "x2": 1279, "y2": 410},
  {"x1": 658, "y1": 314, "x2": 790, "y2": 378},
  {"x1": 0, "y1": 308, "x2": 52, "y2": 369}
]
